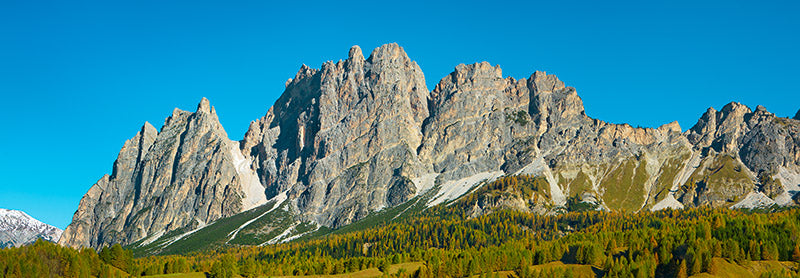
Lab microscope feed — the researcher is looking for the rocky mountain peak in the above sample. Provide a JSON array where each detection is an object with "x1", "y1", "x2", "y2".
[
  {"x1": 366, "y1": 42, "x2": 409, "y2": 64},
  {"x1": 718, "y1": 102, "x2": 751, "y2": 122},
  {"x1": 110, "y1": 121, "x2": 157, "y2": 180},
  {"x1": 197, "y1": 97, "x2": 212, "y2": 114},
  {"x1": 60, "y1": 97, "x2": 262, "y2": 249},
  {"x1": 658, "y1": 121, "x2": 682, "y2": 134},
  {"x1": 142, "y1": 121, "x2": 157, "y2": 133},
  {"x1": 454, "y1": 62, "x2": 502, "y2": 79},
  {"x1": 429, "y1": 62, "x2": 506, "y2": 113},
  {"x1": 239, "y1": 43, "x2": 431, "y2": 227},
  {"x1": 794, "y1": 109, "x2": 800, "y2": 120},
  {"x1": 686, "y1": 107, "x2": 718, "y2": 147},
  {"x1": 529, "y1": 71, "x2": 585, "y2": 133},
  {"x1": 348, "y1": 45, "x2": 364, "y2": 61},
  {"x1": 530, "y1": 71, "x2": 566, "y2": 92},
  {"x1": 0, "y1": 208, "x2": 62, "y2": 248},
  {"x1": 345, "y1": 45, "x2": 366, "y2": 71},
  {"x1": 686, "y1": 102, "x2": 752, "y2": 152},
  {"x1": 747, "y1": 104, "x2": 775, "y2": 127}
]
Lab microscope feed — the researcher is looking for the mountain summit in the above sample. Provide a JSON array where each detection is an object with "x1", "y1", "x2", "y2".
[
  {"x1": 59, "y1": 98, "x2": 265, "y2": 248},
  {"x1": 0, "y1": 208, "x2": 62, "y2": 248},
  {"x1": 60, "y1": 44, "x2": 800, "y2": 252}
]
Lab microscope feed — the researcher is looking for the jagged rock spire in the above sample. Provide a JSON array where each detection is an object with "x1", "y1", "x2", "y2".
[{"x1": 60, "y1": 97, "x2": 264, "y2": 249}]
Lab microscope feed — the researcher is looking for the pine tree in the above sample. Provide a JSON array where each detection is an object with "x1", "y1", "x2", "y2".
[
  {"x1": 240, "y1": 257, "x2": 258, "y2": 278},
  {"x1": 108, "y1": 244, "x2": 132, "y2": 273},
  {"x1": 378, "y1": 258, "x2": 390, "y2": 273},
  {"x1": 712, "y1": 241, "x2": 723, "y2": 258},
  {"x1": 209, "y1": 261, "x2": 224, "y2": 278},
  {"x1": 98, "y1": 264, "x2": 112, "y2": 278},
  {"x1": 792, "y1": 244, "x2": 800, "y2": 262},
  {"x1": 676, "y1": 260, "x2": 688, "y2": 278}
]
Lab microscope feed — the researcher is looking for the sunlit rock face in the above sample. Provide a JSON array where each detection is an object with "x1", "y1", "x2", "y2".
[
  {"x1": 62, "y1": 43, "x2": 800, "y2": 249},
  {"x1": 60, "y1": 98, "x2": 264, "y2": 249}
]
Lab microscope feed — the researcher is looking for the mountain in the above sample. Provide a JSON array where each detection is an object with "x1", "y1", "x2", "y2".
[
  {"x1": 0, "y1": 208, "x2": 62, "y2": 248},
  {"x1": 59, "y1": 99, "x2": 265, "y2": 249},
  {"x1": 59, "y1": 43, "x2": 800, "y2": 254}
]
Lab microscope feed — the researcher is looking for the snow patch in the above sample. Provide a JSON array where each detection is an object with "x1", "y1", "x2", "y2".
[
  {"x1": 0, "y1": 208, "x2": 62, "y2": 247},
  {"x1": 650, "y1": 195, "x2": 684, "y2": 211},
  {"x1": 228, "y1": 141, "x2": 267, "y2": 211},
  {"x1": 731, "y1": 192, "x2": 776, "y2": 209},
  {"x1": 427, "y1": 171, "x2": 504, "y2": 207},
  {"x1": 227, "y1": 192, "x2": 287, "y2": 243}
]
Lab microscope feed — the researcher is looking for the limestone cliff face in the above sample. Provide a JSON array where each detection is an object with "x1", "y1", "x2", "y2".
[
  {"x1": 419, "y1": 62, "x2": 535, "y2": 182},
  {"x1": 677, "y1": 103, "x2": 800, "y2": 206},
  {"x1": 60, "y1": 98, "x2": 265, "y2": 248},
  {"x1": 63, "y1": 43, "x2": 800, "y2": 249},
  {"x1": 241, "y1": 44, "x2": 430, "y2": 227}
]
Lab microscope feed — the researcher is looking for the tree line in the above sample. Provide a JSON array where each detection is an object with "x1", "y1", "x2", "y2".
[{"x1": 3, "y1": 175, "x2": 800, "y2": 277}]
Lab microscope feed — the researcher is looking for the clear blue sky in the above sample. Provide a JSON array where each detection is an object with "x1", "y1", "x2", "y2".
[{"x1": 1, "y1": 0, "x2": 798, "y2": 229}]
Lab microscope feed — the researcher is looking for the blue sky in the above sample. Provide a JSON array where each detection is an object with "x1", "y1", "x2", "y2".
[{"x1": 0, "y1": 0, "x2": 798, "y2": 229}]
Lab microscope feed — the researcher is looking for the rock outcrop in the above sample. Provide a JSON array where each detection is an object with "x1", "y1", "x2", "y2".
[
  {"x1": 62, "y1": 43, "x2": 800, "y2": 250},
  {"x1": 60, "y1": 98, "x2": 265, "y2": 248}
]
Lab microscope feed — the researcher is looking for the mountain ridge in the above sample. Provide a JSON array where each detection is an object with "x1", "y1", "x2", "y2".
[
  {"x1": 0, "y1": 208, "x2": 62, "y2": 248},
  {"x1": 59, "y1": 43, "x2": 800, "y2": 252}
]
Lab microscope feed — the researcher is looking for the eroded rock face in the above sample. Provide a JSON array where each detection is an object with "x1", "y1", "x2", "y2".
[
  {"x1": 674, "y1": 103, "x2": 800, "y2": 207},
  {"x1": 686, "y1": 102, "x2": 752, "y2": 153},
  {"x1": 241, "y1": 44, "x2": 430, "y2": 227},
  {"x1": 420, "y1": 62, "x2": 535, "y2": 181},
  {"x1": 60, "y1": 98, "x2": 264, "y2": 249}
]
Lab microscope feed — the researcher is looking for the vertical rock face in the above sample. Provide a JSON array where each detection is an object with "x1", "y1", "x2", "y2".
[
  {"x1": 60, "y1": 98, "x2": 264, "y2": 248},
  {"x1": 241, "y1": 44, "x2": 430, "y2": 227},
  {"x1": 686, "y1": 102, "x2": 752, "y2": 153},
  {"x1": 419, "y1": 62, "x2": 534, "y2": 181}
]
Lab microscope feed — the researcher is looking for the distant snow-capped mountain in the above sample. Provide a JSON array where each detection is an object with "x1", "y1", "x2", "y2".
[{"x1": 0, "y1": 208, "x2": 62, "y2": 248}]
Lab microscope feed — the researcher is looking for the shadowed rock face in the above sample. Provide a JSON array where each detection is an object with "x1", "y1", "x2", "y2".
[
  {"x1": 60, "y1": 98, "x2": 263, "y2": 249},
  {"x1": 62, "y1": 43, "x2": 800, "y2": 249}
]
